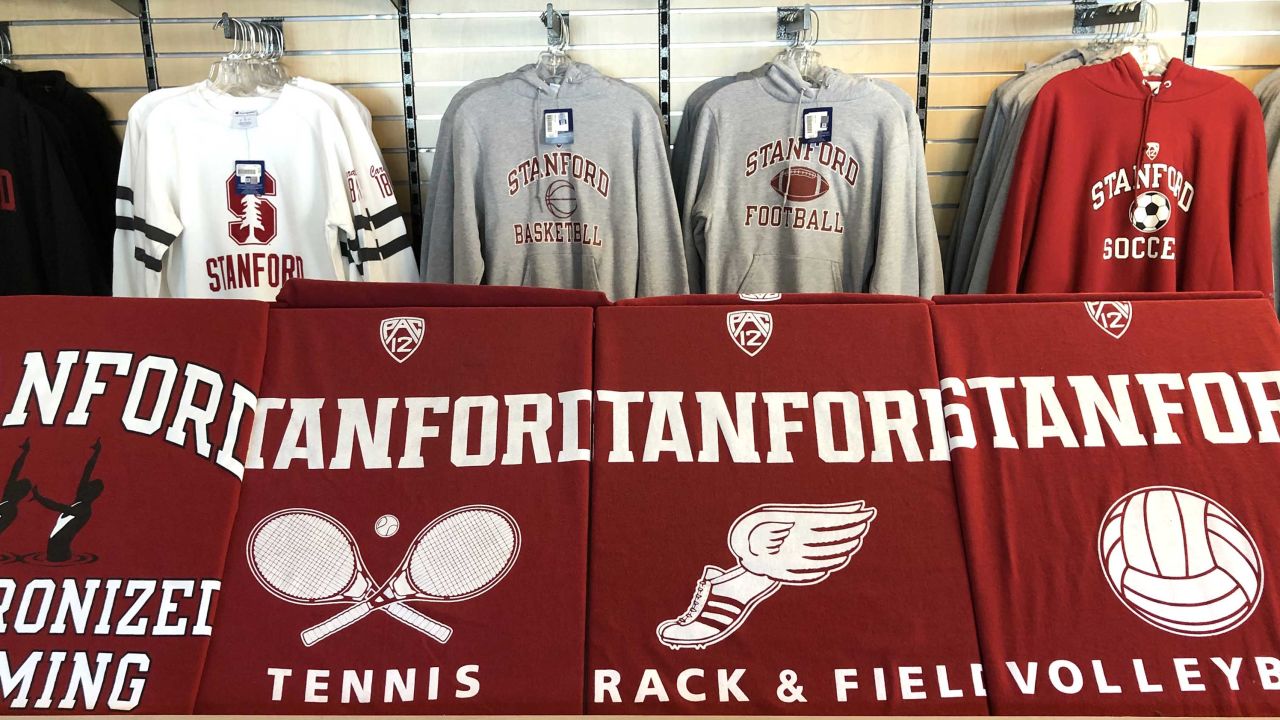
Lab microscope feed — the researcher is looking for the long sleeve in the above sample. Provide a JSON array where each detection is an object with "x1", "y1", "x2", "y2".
[
  {"x1": 112, "y1": 114, "x2": 182, "y2": 298},
  {"x1": 422, "y1": 113, "x2": 484, "y2": 285},
  {"x1": 635, "y1": 109, "x2": 688, "y2": 297},
  {"x1": 903, "y1": 99, "x2": 943, "y2": 296},
  {"x1": 26, "y1": 110, "x2": 97, "y2": 294},
  {"x1": 868, "y1": 114, "x2": 925, "y2": 296},
  {"x1": 325, "y1": 92, "x2": 415, "y2": 283},
  {"x1": 1231, "y1": 95, "x2": 1274, "y2": 297},
  {"x1": 986, "y1": 92, "x2": 1054, "y2": 294},
  {"x1": 680, "y1": 110, "x2": 720, "y2": 294},
  {"x1": 945, "y1": 94, "x2": 1003, "y2": 292}
]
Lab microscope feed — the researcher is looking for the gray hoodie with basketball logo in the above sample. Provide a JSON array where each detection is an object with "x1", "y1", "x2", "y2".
[
  {"x1": 681, "y1": 59, "x2": 941, "y2": 296},
  {"x1": 421, "y1": 61, "x2": 688, "y2": 299}
]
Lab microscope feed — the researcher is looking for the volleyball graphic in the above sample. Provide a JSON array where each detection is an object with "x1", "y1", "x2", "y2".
[{"x1": 1098, "y1": 486, "x2": 1264, "y2": 637}]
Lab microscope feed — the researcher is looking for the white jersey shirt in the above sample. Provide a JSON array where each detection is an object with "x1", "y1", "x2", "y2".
[
  {"x1": 293, "y1": 77, "x2": 416, "y2": 282},
  {"x1": 114, "y1": 83, "x2": 358, "y2": 299}
]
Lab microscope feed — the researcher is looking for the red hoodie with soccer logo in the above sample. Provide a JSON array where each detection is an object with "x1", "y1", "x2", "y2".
[{"x1": 989, "y1": 55, "x2": 1272, "y2": 296}]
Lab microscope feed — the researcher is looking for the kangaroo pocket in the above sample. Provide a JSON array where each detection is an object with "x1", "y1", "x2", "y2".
[
  {"x1": 519, "y1": 249, "x2": 602, "y2": 292},
  {"x1": 736, "y1": 253, "x2": 843, "y2": 294}
]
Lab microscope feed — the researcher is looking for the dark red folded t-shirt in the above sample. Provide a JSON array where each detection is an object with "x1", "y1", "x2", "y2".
[
  {"x1": 0, "y1": 297, "x2": 268, "y2": 713},
  {"x1": 588, "y1": 294, "x2": 986, "y2": 714},
  {"x1": 196, "y1": 300, "x2": 592, "y2": 714},
  {"x1": 933, "y1": 293, "x2": 1280, "y2": 715}
]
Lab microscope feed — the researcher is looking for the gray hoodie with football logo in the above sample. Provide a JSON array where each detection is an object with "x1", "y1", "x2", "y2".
[
  {"x1": 681, "y1": 59, "x2": 941, "y2": 295},
  {"x1": 420, "y1": 61, "x2": 687, "y2": 299}
]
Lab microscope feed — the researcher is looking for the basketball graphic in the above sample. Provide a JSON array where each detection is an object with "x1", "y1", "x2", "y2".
[
  {"x1": 544, "y1": 180, "x2": 578, "y2": 219},
  {"x1": 374, "y1": 514, "x2": 400, "y2": 538},
  {"x1": 1098, "y1": 486, "x2": 1264, "y2": 636}
]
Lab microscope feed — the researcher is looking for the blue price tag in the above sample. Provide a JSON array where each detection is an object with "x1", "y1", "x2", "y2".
[
  {"x1": 233, "y1": 160, "x2": 267, "y2": 196},
  {"x1": 543, "y1": 109, "x2": 574, "y2": 146},
  {"x1": 802, "y1": 107, "x2": 833, "y2": 144}
]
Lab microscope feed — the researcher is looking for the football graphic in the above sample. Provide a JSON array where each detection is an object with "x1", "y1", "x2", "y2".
[
  {"x1": 1099, "y1": 486, "x2": 1264, "y2": 637},
  {"x1": 770, "y1": 166, "x2": 830, "y2": 202},
  {"x1": 1129, "y1": 190, "x2": 1172, "y2": 233}
]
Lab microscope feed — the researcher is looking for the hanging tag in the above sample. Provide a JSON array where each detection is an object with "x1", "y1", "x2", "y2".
[
  {"x1": 802, "y1": 107, "x2": 832, "y2": 144},
  {"x1": 233, "y1": 160, "x2": 267, "y2": 196},
  {"x1": 231, "y1": 110, "x2": 259, "y2": 130},
  {"x1": 543, "y1": 108, "x2": 574, "y2": 146}
]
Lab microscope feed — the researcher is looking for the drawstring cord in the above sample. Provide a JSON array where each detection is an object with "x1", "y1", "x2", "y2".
[{"x1": 1134, "y1": 91, "x2": 1154, "y2": 180}]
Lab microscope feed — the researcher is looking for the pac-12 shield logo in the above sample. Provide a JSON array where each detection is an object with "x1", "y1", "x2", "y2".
[
  {"x1": 1085, "y1": 301, "x2": 1132, "y2": 339},
  {"x1": 739, "y1": 293, "x2": 781, "y2": 303},
  {"x1": 380, "y1": 317, "x2": 425, "y2": 363},
  {"x1": 726, "y1": 310, "x2": 773, "y2": 357},
  {"x1": 1145, "y1": 142, "x2": 1160, "y2": 161},
  {"x1": 1099, "y1": 486, "x2": 1263, "y2": 637}
]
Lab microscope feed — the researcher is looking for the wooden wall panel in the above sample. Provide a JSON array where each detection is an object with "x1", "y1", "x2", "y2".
[
  {"x1": 10, "y1": 23, "x2": 141, "y2": 54},
  {"x1": 153, "y1": 18, "x2": 398, "y2": 53},
  {"x1": 0, "y1": 1, "x2": 146, "y2": 127},
  {"x1": 0, "y1": 0, "x2": 133, "y2": 21},
  {"x1": 150, "y1": 0, "x2": 395, "y2": 18}
]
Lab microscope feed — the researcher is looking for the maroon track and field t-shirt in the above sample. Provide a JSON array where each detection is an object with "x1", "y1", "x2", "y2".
[{"x1": 588, "y1": 293, "x2": 985, "y2": 714}]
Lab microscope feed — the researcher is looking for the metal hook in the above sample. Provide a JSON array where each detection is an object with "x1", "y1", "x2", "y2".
[
  {"x1": 541, "y1": 3, "x2": 569, "y2": 53},
  {"x1": 273, "y1": 22, "x2": 286, "y2": 59}
]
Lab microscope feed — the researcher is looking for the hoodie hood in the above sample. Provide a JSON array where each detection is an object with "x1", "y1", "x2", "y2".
[
  {"x1": 1084, "y1": 54, "x2": 1229, "y2": 102},
  {"x1": 757, "y1": 56, "x2": 874, "y2": 104},
  {"x1": 511, "y1": 59, "x2": 612, "y2": 99}
]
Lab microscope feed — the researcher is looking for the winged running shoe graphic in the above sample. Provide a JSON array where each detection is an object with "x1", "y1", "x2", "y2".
[{"x1": 656, "y1": 500, "x2": 876, "y2": 649}]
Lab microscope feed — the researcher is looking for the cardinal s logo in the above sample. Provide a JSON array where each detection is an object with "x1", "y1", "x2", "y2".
[
  {"x1": 380, "y1": 317, "x2": 425, "y2": 363},
  {"x1": 1085, "y1": 300, "x2": 1133, "y2": 339},
  {"x1": 727, "y1": 310, "x2": 773, "y2": 357},
  {"x1": 226, "y1": 161, "x2": 278, "y2": 246},
  {"x1": 656, "y1": 500, "x2": 876, "y2": 649}
]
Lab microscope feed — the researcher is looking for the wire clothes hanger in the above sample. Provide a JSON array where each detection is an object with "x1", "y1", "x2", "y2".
[
  {"x1": 777, "y1": 5, "x2": 824, "y2": 85},
  {"x1": 209, "y1": 13, "x2": 289, "y2": 96},
  {"x1": 1085, "y1": 1, "x2": 1168, "y2": 76}
]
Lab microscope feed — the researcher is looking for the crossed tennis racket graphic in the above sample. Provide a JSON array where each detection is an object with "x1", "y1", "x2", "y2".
[{"x1": 247, "y1": 505, "x2": 520, "y2": 647}]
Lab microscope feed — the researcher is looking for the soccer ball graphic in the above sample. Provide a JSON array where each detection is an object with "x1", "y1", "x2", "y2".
[
  {"x1": 1098, "y1": 486, "x2": 1263, "y2": 636},
  {"x1": 1129, "y1": 190, "x2": 1172, "y2": 233}
]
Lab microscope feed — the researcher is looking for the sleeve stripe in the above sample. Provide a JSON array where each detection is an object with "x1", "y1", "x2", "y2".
[
  {"x1": 115, "y1": 186, "x2": 135, "y2": 202},
  {"x1": 353, "y1": 214, "x2": 373, "y2": 231},
  {"x1": 338, "y1": 241, "x2": 367, "y2": 277},
  {"x1": 116, "y1": 215, "x2": 177, "y2": 246},
  {"x1": 369, "y1": 205, "x2": 403, "y2": 230},
  {"x1": 378, "y1": 234, "x2": 413, "y2": 259},
  {"x1": 134, "y1": 247, "x2": 163, "y2": 272}
]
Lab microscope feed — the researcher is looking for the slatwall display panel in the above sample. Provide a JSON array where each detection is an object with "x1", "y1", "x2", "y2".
[
  {"x1": 924, "y1": 0, "x2": 1188, "y2": 239},
  {"x1": 1196, "y1": 0, "x2": 1280, "y2": 88},
  {"x1": 0, "y1": 0, "x2": 146, "y2": 140},
  {"x1": 669, "y1": 2, "x2": 921, "y2": 140},
  {"x1": 147, "y1": 0, "x2": 412, "y2": 205}
]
